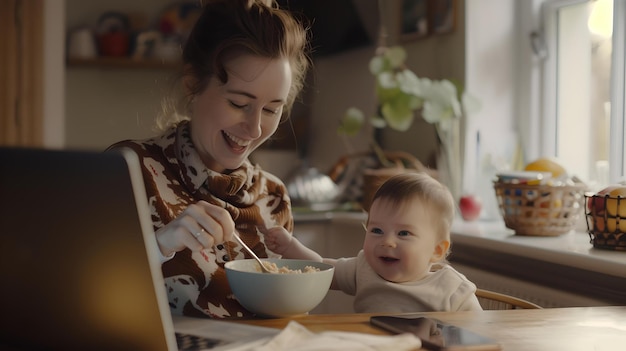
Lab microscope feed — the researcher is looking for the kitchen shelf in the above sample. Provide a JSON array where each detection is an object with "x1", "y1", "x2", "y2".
[{"x1": 66, "y1": 57, "x2": 180, "y2": 70}]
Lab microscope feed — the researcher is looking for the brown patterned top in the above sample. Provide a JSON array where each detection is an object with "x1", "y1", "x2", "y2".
[{"x1": 108, "y1": 120, "x2": 293, "y2": 318}]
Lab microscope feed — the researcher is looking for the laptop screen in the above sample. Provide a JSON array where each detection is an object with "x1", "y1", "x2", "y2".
[{"x1": 0, "y1": 147, "x2": 177, "y2": 351}]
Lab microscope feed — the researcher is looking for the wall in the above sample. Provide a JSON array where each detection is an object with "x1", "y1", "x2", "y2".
[
  {"x1": 308, "y1": 0, "x2": 520, "y2": 204},
  {"x1": 64, "y1": 0, "x2": 174, "y2": 150},
  {"x1": 379, "y1": 0, "x2": 467, "y2": 172},
  {"x1": 65, "y1": 68, "x2": 174, "y2": 149},
  {"x1": 286, "y1": 0, "x2": 468, "y2": 175},
  {"x1": 464, "y1": 0, "x2": 519, "y2": 217},
  {"x1": 54, "y1": 0, "x2": 519, "y2": 200}
]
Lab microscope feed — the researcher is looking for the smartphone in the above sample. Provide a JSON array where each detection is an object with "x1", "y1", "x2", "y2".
[{"x1": 370, "y1": 316, "x2": 501, "y2": 351}]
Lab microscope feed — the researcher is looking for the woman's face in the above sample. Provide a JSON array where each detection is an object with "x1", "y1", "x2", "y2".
[
  {"x1": 363, "y1": 197, "x2": 449, "y2": 283},
  {"x1": 189, "y1": 54, "x2": 292, "y2": 172}
]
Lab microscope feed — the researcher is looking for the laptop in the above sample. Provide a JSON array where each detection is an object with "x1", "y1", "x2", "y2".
[{"x1": 0, "y1": 147, "x2": 277, "y2": 350}]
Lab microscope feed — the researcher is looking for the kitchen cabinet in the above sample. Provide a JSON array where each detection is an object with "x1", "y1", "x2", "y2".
[{"x1": 293, "y1": 212, "x2": 365, "y2": 314}]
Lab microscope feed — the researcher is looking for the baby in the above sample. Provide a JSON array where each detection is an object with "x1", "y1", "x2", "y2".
[{"x1": 264, "y1": 172, "x2": 482, "y2": 313}]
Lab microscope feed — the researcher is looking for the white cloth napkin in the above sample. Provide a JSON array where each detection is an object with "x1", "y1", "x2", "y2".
[{"x1": 223, "y1": 320, "x2": 422, "y2": 351}]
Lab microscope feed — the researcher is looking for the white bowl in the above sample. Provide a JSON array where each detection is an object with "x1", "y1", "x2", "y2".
[
  {"x1": 224, "y1": 259, "x2": 334, "y2": 317},
  {"x1": 496, "y1": 171, "x2": 552, "y2": 184}
]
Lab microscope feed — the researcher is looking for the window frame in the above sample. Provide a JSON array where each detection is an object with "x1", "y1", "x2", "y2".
[
  {"x1": 534, "y1": 0, "x2": 626, "y2": 184},
  {"x1": 609, "y1": 0, "x2": 626, "y2": 182}
]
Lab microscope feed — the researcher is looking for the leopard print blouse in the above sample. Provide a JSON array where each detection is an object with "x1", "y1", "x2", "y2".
[{"x1": 108, "y1": 120, "x2": 293, "y2": 318}]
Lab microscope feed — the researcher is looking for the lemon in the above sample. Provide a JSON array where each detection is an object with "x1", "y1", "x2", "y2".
[{"x1": 524, "y1": 158, "x2": 567, "y2": 178}]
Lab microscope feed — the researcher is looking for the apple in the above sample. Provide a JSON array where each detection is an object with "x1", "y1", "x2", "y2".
[
  {"x1": 459, "y1": 194, "x2": 482, "y2": 221},
  {"x1": 587, "y1": 194, "x2": 605, "y2": 215},
  {"x1": 588, "y1": 185, "x2": 618, "y2": 214},
  {"x1": 592, "y1": 215, "x2": 606, "y2": 232}
]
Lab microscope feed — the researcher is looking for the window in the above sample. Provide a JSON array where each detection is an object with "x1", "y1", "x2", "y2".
[{"x1": 538, "y1": 0, "x2": 625, "y2": 190}]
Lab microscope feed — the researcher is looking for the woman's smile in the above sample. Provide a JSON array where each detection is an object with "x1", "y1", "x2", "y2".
[
  {"x1": 190, "y1": 55, "x2": 290, "y2": 172},
  {"x1": 222, "y1": 130, "x2": 250, "y2": 153}
]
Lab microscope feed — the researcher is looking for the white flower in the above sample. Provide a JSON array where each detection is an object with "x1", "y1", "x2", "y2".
[
  {"x1": 377, "y1": 71, "x2": 397, "y2": 89},
  {"x1": 340, "y1": 45, "x2": 479, "y2": 136},
  {"x1": 384, "y1": 46, "x2": 407, "y2": 68},
  {"x1": 369, "y1": 55, "x2": 385, "y2": 75},
  {"x1": 421, "y1": 79, "x2": 462, "y2": 124},
  {"x1": 397, "y1": 69, "x2": 422, "y2": 96}
]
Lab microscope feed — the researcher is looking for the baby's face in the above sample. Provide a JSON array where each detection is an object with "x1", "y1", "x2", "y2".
[{"x1": 363, "y1": 197, "x2": 447, "y2": 283}]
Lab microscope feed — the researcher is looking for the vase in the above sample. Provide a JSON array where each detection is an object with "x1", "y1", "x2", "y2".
[
  {"x1": 437, "y1": 146, "x2": 461, "y2": 201},
  {"x1": 435, "y1": 119, "x2": 463, "y2": 202}
]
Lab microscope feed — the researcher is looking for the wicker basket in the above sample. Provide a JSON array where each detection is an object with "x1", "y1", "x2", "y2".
[
  {"x1": 329, "y1": 151, "x2": 436, "y2": 211},
  {"x1": 584, "y1": 194, "x2": 626, "y2": 251},
  {"x1": 493, "y1": 182, "x2": 586, "y2": 236}
]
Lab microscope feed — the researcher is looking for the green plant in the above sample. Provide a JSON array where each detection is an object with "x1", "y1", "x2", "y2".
[
  {"x1": 337, "y1": 45, "x2": 480, "y2": 199},
  {"x1": 338, "y1": 45, "x2": 478, "y2": 137}
]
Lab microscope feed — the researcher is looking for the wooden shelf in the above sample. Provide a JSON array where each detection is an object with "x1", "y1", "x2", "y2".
[{"x1": 66, "y1": 57, "x2": 179, "y2": 69}]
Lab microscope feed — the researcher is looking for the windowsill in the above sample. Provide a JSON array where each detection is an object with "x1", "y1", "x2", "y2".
[{"x1": 450, "y1": 220, "x2": 626, "y2": 279}]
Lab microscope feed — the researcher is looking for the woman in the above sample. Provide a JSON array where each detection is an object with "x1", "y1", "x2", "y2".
[{"x1": 108, "y1": 0, "x2": 311, "y2": 318}]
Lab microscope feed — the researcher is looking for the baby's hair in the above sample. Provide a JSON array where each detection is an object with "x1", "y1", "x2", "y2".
[{"x1": 371, "y1": 172, "x2": 456, "y2": 243}]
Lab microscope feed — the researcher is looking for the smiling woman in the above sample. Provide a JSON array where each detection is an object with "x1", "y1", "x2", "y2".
[
  {"x1": 187, "y1": 54, "x2": 291, "y2": 172},
  {"x1": 106, "y1": 0, "x2": 316, "y2": 319}
]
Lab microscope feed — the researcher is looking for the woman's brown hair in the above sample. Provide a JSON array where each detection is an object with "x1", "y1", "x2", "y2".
[
  {"x1": 157, "y1": 0, "x2": 311, "y2": 130},
  {"x1": 182, "y1": 0, "x2": 310, "y2": 117}
]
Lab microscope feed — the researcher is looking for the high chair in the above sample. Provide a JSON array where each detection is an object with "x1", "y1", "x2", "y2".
[{"x1": 475, "y1": 289, "x2": 543, "y2": 310}]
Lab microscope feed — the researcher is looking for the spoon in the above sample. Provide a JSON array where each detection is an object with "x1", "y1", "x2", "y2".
[{"x1": 232, "y1": 233, "x2": 272, "y2": 273}]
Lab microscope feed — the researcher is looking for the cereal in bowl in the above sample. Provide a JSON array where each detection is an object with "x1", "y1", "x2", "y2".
[{"x1": 258, "y1": 261, "x2": 320, "y2": 274}]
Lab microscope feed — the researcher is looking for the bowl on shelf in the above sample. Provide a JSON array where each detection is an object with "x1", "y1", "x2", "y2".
[
  {"x1": 495, "y1": 171, "x2": 552, "y2": 185},
  {"x1": 224, "y1": 259, "x2": 334, "y2": 317}
]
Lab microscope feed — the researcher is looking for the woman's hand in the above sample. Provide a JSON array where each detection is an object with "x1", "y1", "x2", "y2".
[{"x1": 155, "y1": 200, "x2": 235, "y2": 256}]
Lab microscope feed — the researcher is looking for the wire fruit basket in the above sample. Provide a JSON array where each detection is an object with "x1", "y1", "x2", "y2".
[
  {"x1": 493, "y1": 182, "x2": 586, "y2": 236},
  {"x1": 584, "y1": 194, "x2": 626, "y2": 251}
]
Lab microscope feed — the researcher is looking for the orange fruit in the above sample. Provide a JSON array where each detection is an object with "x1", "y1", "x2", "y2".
[
  {"x1": 524, "y1": 158, "x2": 567, "y2": 178},
  {"x1": 603, "y1": 185, "x2": 626, "y2": 217},
  {"x1": 606, "y1": 218, "x2": 626, "y2": 233}
]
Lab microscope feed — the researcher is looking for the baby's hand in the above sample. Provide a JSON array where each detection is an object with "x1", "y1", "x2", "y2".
[
  {"x1": 260, "y1": 226, "x2": 293, "y2": 255},
  {"x1": 260, "y1": 226, "x2": 322, "y2": 261}
]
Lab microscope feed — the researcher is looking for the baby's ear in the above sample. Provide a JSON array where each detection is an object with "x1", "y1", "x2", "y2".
[{"x1": 431, "y1": 240, "x2": 451, "y2": 262}]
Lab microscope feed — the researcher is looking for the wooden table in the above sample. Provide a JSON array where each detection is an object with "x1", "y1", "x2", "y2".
[{"x1": 231, "y1": 306, "x2": 626, "y2": 351}]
